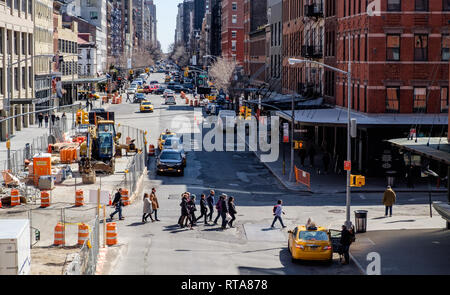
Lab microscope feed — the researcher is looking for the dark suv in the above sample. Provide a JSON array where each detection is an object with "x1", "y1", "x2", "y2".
[{"x1": 156, "y1": 149, "x2": 185, "y2": 176}]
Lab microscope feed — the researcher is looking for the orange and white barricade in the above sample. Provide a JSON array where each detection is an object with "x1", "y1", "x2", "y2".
[
  {"x1": 120, "y1": 189, "x2": 129, "y2": 206},
  {"x1": 106, "y1": 223, "x2": 117, "y2": 245},
  {"x1": 54, "y1": 223, "x2": 65, "y2": 246},
  {"x1": 148, "y1": 144, "x2": 155, "y2": 156},
  {"x1": 11, "y1": 189, "x2": 20, "y2": 206},
  {"x1": 75, "y1": 190, "x2": 84, "y2": 207},
  {"x1": 40, "y1": 191, "x2": 50, "y2": 208},
  {"x1": 77, "y1": 223, "x2": 90, "y2": 246}
]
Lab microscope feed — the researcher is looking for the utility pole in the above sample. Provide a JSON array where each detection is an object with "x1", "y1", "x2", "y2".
[
  {"x1": 289, "y1": 91, "x2": 295, "y2": 182},
  {"x1": 345, "y1": 34, "x2": 353, "y2": 228}
]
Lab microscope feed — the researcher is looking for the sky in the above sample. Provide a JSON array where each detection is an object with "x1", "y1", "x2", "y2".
[{"x1": 154, "y1": 0, "x2": 183, "y2": 54}]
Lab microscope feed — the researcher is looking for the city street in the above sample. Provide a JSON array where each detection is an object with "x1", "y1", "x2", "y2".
[{"x1": 104, "y1": 73, "x2": 448, "y2": 275}]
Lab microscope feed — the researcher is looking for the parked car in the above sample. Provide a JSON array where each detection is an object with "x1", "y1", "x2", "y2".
[
  {"x1": 218, "y1": 110, "x2": 237, "y2": 132},
  {"x1": 153, "y1": 85, "x2": 166, "y2": 95},
  {"x1": 287, "y1": 225, "x2": 335, "y2": 263},
  {"x1": 163, "y1": 89, "x2": 175, "y2": 98},
  {"x1": 156, "y1": 149, "x2": 185, "y2": 176},
  {"x1": 165, "y1": 95, "x2": 176, "y2": 105},
  {"x1": 150, "y1": 80, "x2": 159, "y2": 84}
]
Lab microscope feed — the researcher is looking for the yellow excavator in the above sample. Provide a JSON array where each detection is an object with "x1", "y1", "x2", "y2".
[{"x1": 79, "y1": 118, "x2": 117, "y2": 184}]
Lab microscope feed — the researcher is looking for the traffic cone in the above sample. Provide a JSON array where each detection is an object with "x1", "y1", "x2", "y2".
[
  {"x1": 0, "y1": 198, "x2": 2, "y2": 208},
  {"x1": 108, "y1": 194, "x2": 112, "y2": 206}
]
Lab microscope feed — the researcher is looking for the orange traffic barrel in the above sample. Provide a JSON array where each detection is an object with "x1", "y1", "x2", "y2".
[
  {"x1": 148, "y1": 144, "x2": 155, "y2": 156},
  {"x1": 54, "y1": 223, "x2": 65, "y2": 246},
  {"x1": 186, "y1": 98, "x2": 189, "y2": 104},
  {"x1": 40, "y1": 191, "x2": 50, "y2": 208},
  {"x1": 106, "y1": 223, "x2": 117, "y2": 246},
  {"x1": 75, "y1": 190, "x2": 84, "y2": 207},
  {"x1": 11, "y1": 189, "x2": 20, "y2": 207},
  {"x1": 77, "y1": 223, "x2": 90, "y2": 246},
  {"x1": 121, "y1": 189, "x2": 130, "y2": 206}
]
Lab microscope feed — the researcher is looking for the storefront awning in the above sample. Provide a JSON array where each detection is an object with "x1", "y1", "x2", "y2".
[
  {"x1": 276, "y1": 107, "x2": 448, "y2": 127},
  {"x1": 388, "y1": 137, "x2": 450, "y2": 165}
]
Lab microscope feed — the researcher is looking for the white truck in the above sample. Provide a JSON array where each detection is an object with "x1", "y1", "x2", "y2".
[{"x1": 0, "y1": 219, "x2": 31, "y2": 275}]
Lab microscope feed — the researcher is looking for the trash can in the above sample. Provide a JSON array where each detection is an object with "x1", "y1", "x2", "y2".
[{"x1": 354, "y1": 210, "x2": 368, "y2": 233}]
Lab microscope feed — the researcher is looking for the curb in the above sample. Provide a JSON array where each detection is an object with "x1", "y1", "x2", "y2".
[{"x1": 129, "y1": 167, "x2": 147, "y2": 204}]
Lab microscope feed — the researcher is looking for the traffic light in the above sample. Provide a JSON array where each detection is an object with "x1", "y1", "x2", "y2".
[
  {"x1": 184, "y1": 67, "x2": 189, "y2": 77},
  {"x1": 294, "y1": 140, "x2": 304, "y2": 150},
  {"x1": 82, "y1": 111, "x2": 89, "y2": 124},
  {"x1": 245, "y1": 107, "x2": 251, "y2": 119},
  {"x1": 350, "y1": 175, "x2": 366, "y2": 187},
  {"x1": 76, "y1": 110, "x2": 82, "y2": 125}
]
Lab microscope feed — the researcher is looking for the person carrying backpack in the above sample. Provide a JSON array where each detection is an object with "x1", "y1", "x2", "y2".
[{"x1": 271, "y1": 200, "x2": 286, "y2": 228}]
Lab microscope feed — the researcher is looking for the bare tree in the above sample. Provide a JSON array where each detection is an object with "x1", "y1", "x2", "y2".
[
  {"x1": 132, "y1": 44, "x2": 155, "y2": 68},
  {"x1": 209, "y1": 57, "x2": 238, "y2": 92},
  {"x1": 169, "y1": 44, "x2": 190, "y2": 67}
]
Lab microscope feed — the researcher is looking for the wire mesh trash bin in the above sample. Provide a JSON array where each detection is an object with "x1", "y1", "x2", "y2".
[{"x1": 354, "y1": 210, "x2": 368, "y2": 233}]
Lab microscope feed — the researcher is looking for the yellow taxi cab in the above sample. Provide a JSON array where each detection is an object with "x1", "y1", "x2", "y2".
[
  {"x1": 288, "y1": 225, "x2": 333, "y2": 263},
  {"x1": 140, "y1": 100, "x2": 154, "y2": 113},
  {"x1": 158, "y1": 131, "x2": 176, "y2": 150},
  {"x1": 165, "y1": 75, "x2": 171, "y2": 83}
]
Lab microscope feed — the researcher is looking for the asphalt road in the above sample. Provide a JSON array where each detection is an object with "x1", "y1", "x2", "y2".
[{"x1": 106, "y1": 73, "x2": 448, "y2": 275}]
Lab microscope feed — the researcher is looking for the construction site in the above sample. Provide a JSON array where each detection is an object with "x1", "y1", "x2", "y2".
[{"x1": 0, "y1": 104, "x2": 147, "y2": 275}]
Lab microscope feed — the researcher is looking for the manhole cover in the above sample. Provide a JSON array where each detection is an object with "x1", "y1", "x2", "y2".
[{"x1": 328, "y1": 209, "x2": 345, "y2": 214}]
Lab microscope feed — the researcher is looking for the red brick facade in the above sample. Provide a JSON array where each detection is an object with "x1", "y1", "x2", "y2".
[
  {"x1": 221, "y1": 0, "x2": 245, "y2": 64},
  {"x1": 332, "y1": 0, "x2": 450, "y2": 114}
]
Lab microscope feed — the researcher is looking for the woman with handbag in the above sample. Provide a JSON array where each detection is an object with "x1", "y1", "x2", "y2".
[
  {"x1": 142, "y1": 193, "x2": 154, "y2": 223},
  {"x1": 150, "y1": 188, "x2": 160, "y2": 221},
  {"x1": 227, "y1": 196, "x2": 237, "y2": 228}
]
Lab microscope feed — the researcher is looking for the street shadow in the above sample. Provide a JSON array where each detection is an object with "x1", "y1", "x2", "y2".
[
  {"x1": 261, "y1": 227, "x2": 277, "y2": 231},
  {"x1": 385, "y1": 219, "x2": 416, "y2": 223},
  {"x1": 201, "y1": 227, "x2": 224, "y2": 232},
  {"x1": 371, "y1": 216, "x2": 388, "y2": 220},
  {"x1": 126, "y1": 222, "x2": 146, "y2": 227}
]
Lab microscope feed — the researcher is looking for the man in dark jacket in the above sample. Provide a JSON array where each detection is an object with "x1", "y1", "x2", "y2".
[
  {"x1": 227, "y1": 196, "x2": 237, "y2": 228},
  {"x1": 206, "y1": 190, "x2": 215, "y2": 221},
  {"x1": 220, "y1": 194, "x2": 229, "y2": 230},
  {"x1": 37, "y1": 113, "x2": 44, "y2": 127},
  {"x1": 196, "y1": 194, "x2": 209, "y2": 225},
  {"x1": 340, "y1": 224, "x2": 354, "y2": 265},
  {"x1": 110, "y1": 188, "x2": 125, "y2": 220}
]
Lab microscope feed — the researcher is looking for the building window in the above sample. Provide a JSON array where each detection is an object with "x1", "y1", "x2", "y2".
[
  {"x1": 232, "y1": 2, "x2": 237, "y2": 10},
  {"x1": 444, "y1": 0, "x2": 450, "y2": 11},
  {"x1": 28, "y1": 0, "x2": 32, "y2": 14},
  {"x1": 415, "y1": 0, "x2": 428, "y2": 11},
  {"x1": 14, "y1": 68, "x2": 19, "y2": 90},
  {"x1": 90, "y1": 11, "x2": 98, "y2": 20},
  {"x1": 387, "y1": 0, "x2": 401, "y2": 11},
  {"x1": 442, "y1": 34, "x2": 450, "y2": 61},
  {"x1": 413, "y1": 87, "x2": 427, "y2": 112},
  {"x1": 232, "y1": 15, "x2": 237, "y2": 24},
  {"x1": 21, "y1": 0, "x2": 26, "y2": 12},
  {"x1": 21, "y1": 66, "x2": 25, "y2": 89},
  {"x1": 0, "y1": 29, "x2": 3, "y2": 54},
  {"x1": 232, "y1": 40, "x2": 236, "y2": 51},
  {"x1": 441, "y1": 87, "x2": 449, "y2": 113},
  {"x1": 386, "y1": 87, "x2": 400, "y2": 112},
  {"x1": 232, "y1": 31, "x2": 237, "y2": 38},
  {"x1": 22, "y1": 33, "x2": 26, "y2": 55},
  {"x1": 414, "y1": 34, "x2": 428, "y2": 61},
  {"x1": 14, "y1": 32, "x2": 19, "y2": 55},
  {"x1": 29, "y1": 66, "x2": 32, "y2": 88},
  {"x1": 28, "y1": 34, "x2": 32, "y2": 55},
  {"x1": 387, "y1": 34, "x2": 400, "y2": 61},
  {"x1": 0, "y1": 69, "x2": 3, "y2": 95}
]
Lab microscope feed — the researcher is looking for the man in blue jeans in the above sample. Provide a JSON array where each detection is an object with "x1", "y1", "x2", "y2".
[
  {"x1": 271, "y1": 200, "x2": 286, "y2": 228},
  {"x1": 110, "y1": 188, "x2": 125, "y2": 220}
]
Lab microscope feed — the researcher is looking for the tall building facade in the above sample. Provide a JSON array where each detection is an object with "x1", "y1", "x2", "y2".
[
  {"x1": 34, "y1": 0, "x2": 54, "y2": 110},
  {"x1": 267, "y1": 0, "x2": 282, "y2": 92},
  {"x1": 209, "y1": 0, "x2": 222, "y2": 56},
  {"x1": 0, "y1": 0, "x2": 35, "y2": 140},
  {"x1": 221, "y1": 0, "x2": 244, "y2": 64}
]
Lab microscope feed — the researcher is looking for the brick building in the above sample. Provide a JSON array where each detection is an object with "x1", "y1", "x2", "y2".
[
  {"x1": 244, "y1": 0, "x2": 267, "y2": 83},
  {"x1": 221, "y1": 0, "x2": 244, "y2": 64},
  {"x1": 278, "y1": 0, "x2": 449, "y2": 176}
]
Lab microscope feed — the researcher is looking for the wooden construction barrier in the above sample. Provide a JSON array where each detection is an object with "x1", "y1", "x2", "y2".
[
  {"x1": 40, "y1": 191, "x2": 50, "y2": 208},
  {"x1": 11, "y1": 189, "x2": 20, "y2": 206},
  {"x1": 120, "y1": 189, "x2": 129, "y2": 206},
  {"x1": 106, "y1": 223, "x2": 117, "y2": 246},
  {"x1": 77, "y1": 223, "x2": 90, "y2": 246},
  {"x1": 75, "y1": 190, "x2": 84, "y2": 207},
  {"x1": 54, "y1": 223, "x2": 65, "y2": 246}
]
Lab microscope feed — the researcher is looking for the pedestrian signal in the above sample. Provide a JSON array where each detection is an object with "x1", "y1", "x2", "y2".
[
  {"x1": 350, "y1": 175, "x2": 365, "y2": 187},
  {"x1": 245, "y1": 107, "x2": 251, "y2": 119},
  {"x1": 76, "y1": 110, "x2": 83, "y2": 125},
  {"x1": 294, "y1": 140, "x2": 304, "y2": 150}
]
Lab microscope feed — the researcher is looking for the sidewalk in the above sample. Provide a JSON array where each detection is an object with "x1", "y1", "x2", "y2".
[{"x1": 241, "y1": 134, "x2": 448, "y2": 194}]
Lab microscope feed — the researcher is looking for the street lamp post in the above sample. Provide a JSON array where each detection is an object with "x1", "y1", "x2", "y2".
[{"x1": 288, "y1": 34, "x2": 353, "y2": 228}]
